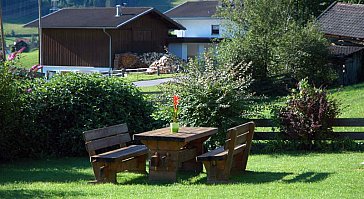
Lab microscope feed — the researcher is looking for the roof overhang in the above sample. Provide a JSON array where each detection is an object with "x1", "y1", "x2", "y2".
[
  {"x1": 168, "y1": 37, "x2": 223, "y2": 43},
  {"x1": 24, "y1": 8, "x2": 185, "y2": 30}
]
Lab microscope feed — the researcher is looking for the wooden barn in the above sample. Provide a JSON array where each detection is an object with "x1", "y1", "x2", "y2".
[
  {"x1": 318, "y1": 2, "x2": 364, "y2": 85},
  {"x1": 329, "y1": 45, "x2": 364, "y2": 85},
  {"x1": 24, "y1": 6, "x2": 185, "y2": 73}
]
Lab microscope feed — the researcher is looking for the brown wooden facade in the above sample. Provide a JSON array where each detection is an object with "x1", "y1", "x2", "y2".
[{"x1": 42, "y1": 12, "x2": 170, "y2": 67}]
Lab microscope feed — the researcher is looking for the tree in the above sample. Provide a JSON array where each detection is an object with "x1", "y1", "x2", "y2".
[{"x1": 218, "y1": 0, "x2": 335, "y2": 91}]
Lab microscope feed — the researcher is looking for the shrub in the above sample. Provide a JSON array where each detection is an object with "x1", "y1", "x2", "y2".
[
  {"x1": 157, "y1": 52, "x2": 255, "y2": 149},
  {"x1": 21, "y1": 73, "x2": 154, "y2": 156},
  {"x1": 0, "y1": 62, "x2": 23, "y2": 161},
  {"x1": 277, "y1": 79, "x2": 340, "y2": 150}
]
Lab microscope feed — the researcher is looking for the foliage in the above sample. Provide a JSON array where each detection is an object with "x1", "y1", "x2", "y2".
[
  {"x1": 0, "y1": 62, "x2": 23, "y2": 160},
  {"x1": 157, "y1": 52, "x2": 255, "y2": 149},
  {"x1": 0, "y1": 47, "x2": 42, "y2": 161},
  {"x1": 277, "y1": 79, "x2": 340, "y2": 150},
  {"x1": 277, "y1": 22, "x2": 337, "y2": 85},
  {"x1": 19, "y1": 73, "x2": 155, "y2": 156},
  {"x1": 218, "y1": 0, "x2": 335, "y2": 93}
]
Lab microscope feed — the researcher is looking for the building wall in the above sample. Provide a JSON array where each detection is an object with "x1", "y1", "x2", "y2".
[
  {"x1": 172, "y1": 18, "x2": 223, "y2": 38},
  {"x1": 42, "y1": 28, "x2": 109, "y2": 67},
  {"x1": 168, "y1": 42, "x2": 211, "y2": 60},
  {"x1": 41, "y1": 13, "x2": 170, "y2": 67},
  {"x1": 345, "y1": 51, "x2": 364, "y2": 85}
]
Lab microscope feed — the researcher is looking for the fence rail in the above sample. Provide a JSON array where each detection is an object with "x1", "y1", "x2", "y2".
[{"x1": 252, "y1": 118, "x2": 364, "y2": 140}]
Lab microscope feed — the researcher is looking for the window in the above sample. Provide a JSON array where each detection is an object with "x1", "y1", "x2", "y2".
[{"x1": 211, "y1": 25, "x2": 220, "y2": 35}]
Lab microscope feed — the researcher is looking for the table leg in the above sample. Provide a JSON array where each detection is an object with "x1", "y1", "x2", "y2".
[
  {"x1": 148, "y1": 150, "x2": 179, "y2": 181},
  {"x1": 180, "y1": 137, "x2": 208, "y2": 172}
]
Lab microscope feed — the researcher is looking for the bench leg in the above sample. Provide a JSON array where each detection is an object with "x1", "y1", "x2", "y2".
[
  {"x1": 203, "y1": 160, "x2": 229, "y2": 183},
  {"x1": 231, "y1": 152, "x2": 245, "y2": 174},
  {"x1": 91, "y1": 162, "x2": 103, "y2": 182},
  {"x1": 91, "y1": 162, "x2": 116, "y2": 183},
  {"x1": 124, "y1": 154, "x2": 147, "y2": 174},
  {"x1": 103, "y1": 165, "x2": 117, "y2": 183}
]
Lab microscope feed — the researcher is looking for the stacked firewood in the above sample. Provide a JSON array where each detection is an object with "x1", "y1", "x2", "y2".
[
  {"x1": 114, "y1": 53, "x2": 147, "y2": 69},
  {"x1": 114, "y1": 52, "x2": 185, "y2": 73},
  {"x1": 147, "y1": 54, "x2": 184, "y2": 74}
]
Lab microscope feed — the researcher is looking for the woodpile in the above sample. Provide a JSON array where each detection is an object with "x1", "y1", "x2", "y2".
[
  {"x1": 147, "y1": 54, "x2": 184, "y2": 74},
  {"x1": 114, "y1": 52, "x2": 185, "y2": 74},
  {"x1": 114, "y1": 53, "x2": 147, "y2": 69},
  {"x1": 138, "y1": 52, "x2": 164, "y2": 66}
]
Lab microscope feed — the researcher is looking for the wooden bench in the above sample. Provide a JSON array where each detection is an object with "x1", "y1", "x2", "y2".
[
  {"x1": 83, "y1": 123, "x2": 148, "y2": 183},
  {"x1": 197, "y1": 122, "x2": 255, "y2": 183}
]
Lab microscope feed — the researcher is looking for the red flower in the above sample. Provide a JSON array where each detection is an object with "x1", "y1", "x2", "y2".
[
  {"x1": 172, "y1": 95, "x2": 180, "y2": 122},
  {"x1": 173, "y1": 95, "x2": 180, "y2": 110}
]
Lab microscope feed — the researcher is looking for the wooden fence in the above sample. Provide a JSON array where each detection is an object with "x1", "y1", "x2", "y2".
[
  {"x1": 140, "y1": 92, "x2": 364, "y2": 140},
  {"x1": 252, "y1": 118, "x2": 364, "y2": 140}
]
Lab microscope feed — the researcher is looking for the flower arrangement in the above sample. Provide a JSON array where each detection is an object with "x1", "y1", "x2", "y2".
[{"x1": 172, "y1": 95, "x2": 180, "y2": 123}]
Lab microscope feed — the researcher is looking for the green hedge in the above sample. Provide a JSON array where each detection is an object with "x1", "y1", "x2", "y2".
[{"x1": 1, "y1": 72, "x2": 155, "y2": 160}]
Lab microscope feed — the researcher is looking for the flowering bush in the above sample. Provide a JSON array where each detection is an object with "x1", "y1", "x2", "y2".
[
  {"x1": 157, "y1": 51, "x2": 255, "y2": 149},
  {"x1": 277, "y1": 79, "x2": 340, "y2": 150}
]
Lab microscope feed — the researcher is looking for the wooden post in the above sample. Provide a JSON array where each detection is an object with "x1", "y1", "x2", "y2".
[
  {"x1": 38, "y1": 0, "x2": 42, "y2": 69},
  {"x1": 0, "y1": 0, "x2": 6, "y2": 61}
]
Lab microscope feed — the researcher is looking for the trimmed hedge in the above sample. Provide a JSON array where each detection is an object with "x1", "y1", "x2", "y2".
[{"x1": 1, "y1": 73, "x2": 154, "y2": 159}]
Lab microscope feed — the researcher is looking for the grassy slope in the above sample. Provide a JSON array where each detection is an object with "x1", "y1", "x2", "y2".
[
  {"x1": 0, "y1": 152, "x2": 362, "y2": 198},
  {"x1": 16, "y1": 50, "x2": 39, "y2": 68},
  {"x1": 330, "y1": 83, "x2": 364, "y2": 118},
  {"x1": 3, "y1": 23, "x2": 37, "y2": 35}
]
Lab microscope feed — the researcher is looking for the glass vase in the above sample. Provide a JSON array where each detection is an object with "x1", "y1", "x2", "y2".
[{"x1": 170, "y1": 122, "x2": 179, "y2": 133}]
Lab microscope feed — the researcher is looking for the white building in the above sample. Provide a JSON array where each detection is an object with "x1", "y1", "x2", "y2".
[{"x1": 165, "y1": 1, "x2": 224, "y2": 60}]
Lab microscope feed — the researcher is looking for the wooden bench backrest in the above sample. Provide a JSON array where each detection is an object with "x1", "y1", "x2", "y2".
[
  {"x1": 224, "y1": 122, "x2": 255, "y2": 176},
  {"x1": 83, "y1": 123, "x2": 130, "y2": 156}
]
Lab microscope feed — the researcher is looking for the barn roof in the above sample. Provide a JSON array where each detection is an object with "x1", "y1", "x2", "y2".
[
  {"x1": 318, "y1": 2, "x2": 364, "y2": 39},
  {"x1": 329, "y1": 45, "x2": 364, "y2": 57},
  {"x1": 165, "y1": 1, "x2": 219, "y2": 18},
  {"x1": 24, "y1": 7, "x2": 185, "y2": 30}
]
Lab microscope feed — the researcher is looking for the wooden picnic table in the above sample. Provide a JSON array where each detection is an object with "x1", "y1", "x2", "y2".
[{"x1": 133, "y1": 127, "x2": 218, "y2": 181}]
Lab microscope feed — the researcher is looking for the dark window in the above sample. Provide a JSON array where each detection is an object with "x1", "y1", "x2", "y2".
[{"x1": 211, "y1": 25, "x2": 220, "y2": 35}]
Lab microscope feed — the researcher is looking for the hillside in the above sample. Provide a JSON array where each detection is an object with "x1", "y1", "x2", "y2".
[{"x1": 2, "y1": 0, "x2": 189, "y2": 23}]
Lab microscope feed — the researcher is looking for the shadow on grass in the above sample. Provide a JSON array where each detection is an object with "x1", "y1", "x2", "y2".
[
  {"x1": 282, "y1": 172, "x2": 331, "y2": 183},
  {"x1": 117, "y1": 170, "x2": 328, "y2": 185},
  {"x1": 0, "y1": 157, "x2": 93, "y2": 184},
  {"x1": 0, "y1": 189, "x2": 87, "y2": 199},
  {"x1": 230, "y1": 171, "x2": 331, "y2": 184}
]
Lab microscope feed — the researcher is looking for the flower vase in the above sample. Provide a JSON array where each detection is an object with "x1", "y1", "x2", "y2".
[{"x1": 170, "y1": 122, "x2": 179, "y2": 133}]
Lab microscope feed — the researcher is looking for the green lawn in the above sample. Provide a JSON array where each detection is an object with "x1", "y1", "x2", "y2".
[
  {"x1": 139, "y1": 85, "x2": 161, "y2": 93},
  {"x1": 0, "y1": 152, "x2": 362, "y2": 198},
  {"x1": 3, "y1": 23, "x2": 37, "y2": 35},
  {"x1": 124, "y1": 73, "x2": 176, "y2": 83},
  {"x1": 330, "y1": 83, "x2": 364, "y2": 118},
  {"x1": 17, "y1": 50, "x2": 39, "y2": 68}
]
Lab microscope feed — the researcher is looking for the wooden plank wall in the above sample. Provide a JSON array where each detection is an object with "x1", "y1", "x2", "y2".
[
  {"x1": 42, "y1": 12, "x2": 170, "y2": 67},
  {"x1": 42, "y1": 28, "x2": 109, "y2": 67}
]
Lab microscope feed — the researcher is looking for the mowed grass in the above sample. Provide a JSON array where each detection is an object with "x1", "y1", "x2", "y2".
[
  {"x1": 124, "y1": 73, "x2": 176, "y2": 83},
  {"x1": 0, "y1": 152, "x2": 363, "y2": 199},
  {"x1": 330, "y1": 83, "x2": 364, "y2": 118},
  {"x1": 3, "y1": 23, "x2": 37, "y2": 35},
  {"x1": 17, "y1": 50, "x2": 39, "y2": 68}
]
